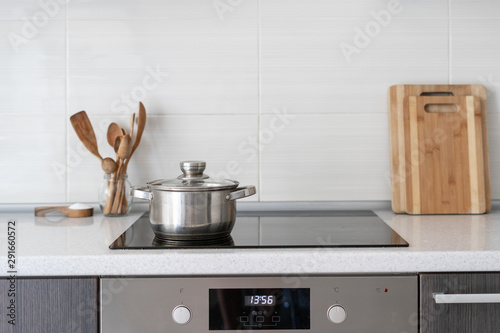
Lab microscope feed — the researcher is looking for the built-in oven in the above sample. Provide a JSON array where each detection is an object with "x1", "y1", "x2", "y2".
[{"x1": 101, "y1": 275, "x2": 417, "y2": 332}]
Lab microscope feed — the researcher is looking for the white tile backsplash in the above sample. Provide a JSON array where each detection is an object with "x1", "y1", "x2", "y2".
[
  {"x1": 0, "y1": 116, "x2": 66, "y2": 203},
  {"x1": 0, "y1": 0, "x2": 66, "y2": 20},
  {"x1": 487, "y1": 113, "x2": 500, "y2": 199},
  {"x1": 0, "y1": 20, "x2": 66, "y2": 116},
  {"x1": 451, "y1": 0, "x2": 500, "y2": 19},
  {"x1": 2, "y1": 0, "x2": 500, "y2": 204},
  {"x1": 67, "y1": 19, "x2": 258, "y2": 115},
  {"x1": 260, "y1": 18, "x2": 449, "y2": 114},
  {"x1": 261, "y1": 0, "x2": 448, "y2": 19},
  {"x1": 450, "y1": 19, "x2": 500, "y2": 113},
  {"x1": 260, "y1": 113, "x2": 391, "y2": 201},
  {"x1": 67, "y1": 0, "x2": 258, "y2": 20}
]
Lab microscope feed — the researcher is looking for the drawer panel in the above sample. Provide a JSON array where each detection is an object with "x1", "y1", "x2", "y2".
[{"x1": 420, "y1": 273, "x2": 500, "y2": 333}]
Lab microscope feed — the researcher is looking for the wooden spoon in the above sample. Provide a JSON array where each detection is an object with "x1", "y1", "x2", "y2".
[
  {"x1": 117, "y1": 134, "x2": 132, "y2": 160},
  {"x1": 101, "y1": 157, "x2": 117, "y2": 174},
  {"x1": 34, "y1": 205, "x2": 94, "y2": 218},
  {"x1": 112, "y1": 104, "x2": 145, "y2": 215},
  {"x1": 123, "y1": 102, "x2": 146, "y2": 169},
  {"x1": 113, "y1": 136, "x2": 122, "y2": 154},
  {"x1": 106, "y1": 123, "x2": 122, "y2": 147},
  {"x1": 70, "y1": 111, "x2": 102, "y2": 161},
  {"x1": 111, "y1": 134, "x2": 132, "y2": 214}
]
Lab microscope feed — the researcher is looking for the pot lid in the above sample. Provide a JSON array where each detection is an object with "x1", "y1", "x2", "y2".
[{"x1": 147, "y1": 161, "x2": 239, "y2": 191}]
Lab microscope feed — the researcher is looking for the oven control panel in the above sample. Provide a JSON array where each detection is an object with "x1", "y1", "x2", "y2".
[{"x1": 101, "y1": 275, "x2": 417, "y2": 333}]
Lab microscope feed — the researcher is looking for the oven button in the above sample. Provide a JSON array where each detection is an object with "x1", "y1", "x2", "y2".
[
  {"x1": 172, "y1": 305, "x2": 191, "y2": 325},
  {"x1": 327, "y1": 305, "x2": 347, "y2": 324}
]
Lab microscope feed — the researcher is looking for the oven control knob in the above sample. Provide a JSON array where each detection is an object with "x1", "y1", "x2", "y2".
[
  {"x1": 327, "y1": 305, "x2": 347, "y2": 324},
  {"x1": 172, "y1": 305, "x2": 191, "y2": 325}
]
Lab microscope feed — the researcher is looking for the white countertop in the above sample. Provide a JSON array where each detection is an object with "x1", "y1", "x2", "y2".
[{"x1": 1, "y1": 202, "x2": 500, "y2": 277}]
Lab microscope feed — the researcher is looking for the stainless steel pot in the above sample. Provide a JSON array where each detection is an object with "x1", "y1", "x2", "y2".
[{"x1": 131, "y1": 161, "x2": 256, "y2": 241}]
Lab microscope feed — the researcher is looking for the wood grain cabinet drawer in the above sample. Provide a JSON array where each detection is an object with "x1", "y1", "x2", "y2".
[
  {"x1": 0, "y1": 277, "x2": 98, "y2": 333},
  {"x1": 420, "y1": 273, "x2": 500, "y2": 333}
]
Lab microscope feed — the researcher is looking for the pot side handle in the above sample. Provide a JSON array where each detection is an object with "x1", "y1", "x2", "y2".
[
  {"x1": 130, "y1": 186, "x2": 152, "y2": 201},
  {"x1": 225, "y1": 185, "x2": 256, "y2": 201}
]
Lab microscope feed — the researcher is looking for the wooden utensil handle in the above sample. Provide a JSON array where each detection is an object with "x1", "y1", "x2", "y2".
[{"x1": 34, "y1": 206, "x2": 68, "y2": 216}]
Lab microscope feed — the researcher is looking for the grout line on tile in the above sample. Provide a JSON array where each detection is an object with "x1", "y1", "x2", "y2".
[
  {"x1": 94, "y1": 113, "x2": 259, "y2": 117},
  {"x1": 0, "y1": 13, "x2": 449, "y2": 22},
  {"x1": 0, "y1": 114, "x2": 67, "y2": 118},
  {"x1": 144, "y1": 113, "x2": 257, "y2": 116},
  {"x1": 65, "y1": 17, "x2": 69, "y2": 202},
  {"x1": 259, "y1": 112, "x2": 389, "y2": 116},
  {"x1": 258, "y1": 217, "x2": 262, "y2": 245},
  {"x1": 257, "y1": 0, "x2": 262, "y2": 201},
  {"x1": 0, "y1": 112, "x2": 391, "y2": 118},
  {"x1": 448, "y1": 0, "x2": 452, "y2": 84},
  {"x1": 232, "y1": 16, "x2": 446, "y2": 20}
]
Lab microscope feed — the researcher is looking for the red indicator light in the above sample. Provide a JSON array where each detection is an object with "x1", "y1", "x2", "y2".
[{"x1": 384, "y1": 289, "x2": 388, "y2": 293}]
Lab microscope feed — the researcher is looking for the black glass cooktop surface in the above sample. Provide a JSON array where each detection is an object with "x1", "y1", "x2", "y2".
[{"x1": 109, "y1": 210, "x2": 408, "y2": 249}]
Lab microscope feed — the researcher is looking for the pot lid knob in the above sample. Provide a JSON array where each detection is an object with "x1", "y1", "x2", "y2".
[
  {"x1": 147, "y1": 160, "x2": 239, "y2": 190},
  {"x1": 180, "y1": 161, "x2": 206, "y2": 178}
]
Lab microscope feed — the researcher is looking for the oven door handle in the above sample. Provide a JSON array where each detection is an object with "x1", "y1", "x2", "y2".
[{"x1": 433, "y1": 292, "x2": 500, "y2": 304}]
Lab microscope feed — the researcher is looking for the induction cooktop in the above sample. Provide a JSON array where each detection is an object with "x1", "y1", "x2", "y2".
[{"x1": 109, "y1": 210, "x2": 408, "y2": 249}]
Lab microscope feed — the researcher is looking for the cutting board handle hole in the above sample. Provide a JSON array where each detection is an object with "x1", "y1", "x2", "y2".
[
  {"x1": 424, "y1": 103, "x2": 459, "y2": 113},
  {"x1": 420, "y1": 92, "x2": 454, "y2": 96}
]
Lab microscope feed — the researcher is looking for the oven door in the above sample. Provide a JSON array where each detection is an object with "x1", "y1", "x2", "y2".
[{"x1": 101, "y1": 275, "x2": 417, "y2": 333}]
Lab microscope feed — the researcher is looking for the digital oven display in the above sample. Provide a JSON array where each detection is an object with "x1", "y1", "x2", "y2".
[
  {"x1": 244, "y1": 295, "x2": 275, "y2": 306},
  {"x1": 209, "y1": 288, "x2": 310, "y2": 330}
]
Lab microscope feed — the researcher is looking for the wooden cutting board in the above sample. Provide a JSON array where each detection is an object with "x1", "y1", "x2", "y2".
[
  {"x1": 405, "y1": 96, "x2": 486, "y2": 214},
  {"x1": 388, "y1": 85, "x2": 490, "y2": 214}
]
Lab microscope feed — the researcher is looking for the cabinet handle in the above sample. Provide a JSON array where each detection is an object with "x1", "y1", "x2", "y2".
[{"x1": 433, "y1": 292, "x2": 500, "y2": 304}]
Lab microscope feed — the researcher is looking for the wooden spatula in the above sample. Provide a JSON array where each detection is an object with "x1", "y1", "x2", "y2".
[{"x1": 70, "y1": 111, "x2": 102, "y2": 161}]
